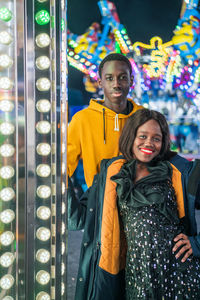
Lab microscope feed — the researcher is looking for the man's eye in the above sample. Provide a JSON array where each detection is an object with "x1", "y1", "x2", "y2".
[
  {"x1": 120, "y1": 75, "x2": 128, "y2": 80},
  {"x1": 106, "y1": 77, "x2": 112, "y2": 81}
]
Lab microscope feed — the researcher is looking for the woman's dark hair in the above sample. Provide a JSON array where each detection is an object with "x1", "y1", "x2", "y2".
[{"x1": 119, "y1": 109, "x2": 174, "y2": 161}]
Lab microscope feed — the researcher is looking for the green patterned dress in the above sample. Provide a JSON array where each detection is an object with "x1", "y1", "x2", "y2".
[{"x1": 112, "y1": 160, "x2": 200, "y2": 300}]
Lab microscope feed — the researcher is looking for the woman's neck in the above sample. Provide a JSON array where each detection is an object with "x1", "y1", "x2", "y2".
[{"x1": 134, "y1": 162, "x2": 150, "y2": 183}]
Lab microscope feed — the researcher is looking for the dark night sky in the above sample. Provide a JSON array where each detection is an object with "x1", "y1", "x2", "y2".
[{"x1": 67, "y1": 0, "x2": 183, "y2": 103}]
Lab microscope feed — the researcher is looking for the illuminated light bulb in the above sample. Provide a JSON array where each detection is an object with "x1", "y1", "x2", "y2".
[
  {"x1": 0, "y1": 77, "x2": 14, "y2": 90},
  {"x1": 0, "y1": 231, "x2": 14, "y2": 246},
  {"x1": 37, "y1": 185, "x2": 51, "y2": 199},
  {"x1": 36, "y1": 56, "x2": 50, "y2": 70},
  {"x1": 0, "y1": 274, "x2": 14, "y2": 290},
  {"x1": 36, "y1": 33, "x2": 50, "y2": 48},
  {"x1": 62, "y1": 202, "x2": 66, "y2": 214},
  {"x1": 36, "y1": 143, "x2": 51, "y2": 156},
  {"x1": 0, "y1": 100, "x2": 14, "y2": 112},
  {"x1": 62, "y1": 162, "x2": 65, "y2": 174},
  {"x1": 2, "y1": 296, "x2": 14, "y2": 300},
  {"x1": 62, "y1": 182, "x2": 65, "y2": 195},
  {"x1": 0, "y1": 144, "x2": 15, "y2": 157},
  {"x1": 36, "y1": 121, "x2": 51, "y2": 134},
  {"x1": 0, "y1": 31, "x2": 13, "y2": 45},
  {"x1": 0, "y1": 187, "x2": 15, "y2": 202},
  {"x1": 37, "y1": 206, "x2": 51, "y2": 220},
  {"x1": 37, "y1": 0, "x2": 48, "y2": 2},
  {"x1": 61, "y1": 262, "x2": 65, "y2": 275},
  {"x1": 61, "y1": 102, "x2": 65, "y2": 113},
  {"x1": 0, "y1": 122, "x2": 15, "y2": 135},
  {"x1": 0, "y1": 252, "x2": 15, "y2": 267},
  {"x1": 0, "y1": 8, "x2": 12, "y2": 22},
  {"x1": 36, "y1": 78, "x2": 51, "y2": 91},
  {"x1": 36, "y1": 291, "x2": 50, "y2": 300},
  {"x1": 61, "y1": 242, "x2": 65, "y2": 255},
  {"x1": 61, "y1": 143, "x2": 65, "y2": 154},
  {"x1": 36, "y1": 249, "x2": 50, "y2": 264},
  {"x1": 0, "y1": 166, "x2": 15, "y2": 179},
  {"x1": 61, "y1": 282, "x2": 65, "y2": 296},
  {"x1": 0, "y1": 54, "x2": 13, "y2": 69},
  {"x1": 36, "y1": 164, "x2": 51, "y2": 177},
  {"x1": 36, "y1": 270, "x2": 50, "y2": 285},
  {"x1": 36, "y1": 99, "x2": 51, "y2": 113},
  {"x1": 0, "y1": 209, "x2": 15, "y2": 224},
  {"x1": 35, "y1": 10, "x2": 50, "y2": 26},
  {"x1": 61, "y1": 222, "x2": 66, "y2": 235},
  {"x1": 36, "y1": 227, "x2": 51, "y2": 241}
]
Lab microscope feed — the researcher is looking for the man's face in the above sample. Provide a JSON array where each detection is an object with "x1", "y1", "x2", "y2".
[{"x1": 98, "y1": 60, "x2": 133, "y2": 106}]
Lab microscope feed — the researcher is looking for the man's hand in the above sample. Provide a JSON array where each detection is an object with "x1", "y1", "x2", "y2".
[{"x1": 172, "y1": 233, "x2": 192, "y2": 263}]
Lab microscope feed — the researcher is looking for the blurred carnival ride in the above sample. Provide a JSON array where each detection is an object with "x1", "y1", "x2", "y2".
[{"x1": 68, "y1": 0, "x2": 200, "y2": 155}]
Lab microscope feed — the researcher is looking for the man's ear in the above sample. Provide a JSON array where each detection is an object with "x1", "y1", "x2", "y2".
[
  {"x1": 98, "y1": 77, "x2": 102, "y2": 88},
  {"x1": 130, "y1": 75, "x2": 134, "y2": 87}
]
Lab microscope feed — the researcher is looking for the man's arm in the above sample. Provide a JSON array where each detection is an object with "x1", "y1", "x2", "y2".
[{"x1": 67, "y1": 115, "x2": 82, "y2": 177}]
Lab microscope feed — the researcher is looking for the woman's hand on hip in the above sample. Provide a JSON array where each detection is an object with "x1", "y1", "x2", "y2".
[{"x1": 172, "y1": 233, "x2": 193, "y2": 263}]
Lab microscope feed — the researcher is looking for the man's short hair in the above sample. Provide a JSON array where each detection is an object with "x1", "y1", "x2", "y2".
[{"x1": 98, "y1": 53, "x2": 133, "y2": 78}]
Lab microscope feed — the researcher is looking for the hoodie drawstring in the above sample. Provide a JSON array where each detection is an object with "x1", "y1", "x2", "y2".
[
  {"x1": 114, "y1": 114, "x2": 119, "y2": 132},
  {"x1": 103, "y1": 108, "x2": 106, "y2": 144}
]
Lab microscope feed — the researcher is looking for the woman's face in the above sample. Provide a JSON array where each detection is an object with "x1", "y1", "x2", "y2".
[{"x1": 132, "y1": 119, "x2": 163, "y2": 163}]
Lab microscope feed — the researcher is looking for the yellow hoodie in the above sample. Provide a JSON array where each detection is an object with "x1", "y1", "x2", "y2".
[{"x1": 67, "y1": 98, "x2": 143, "y2": 187}]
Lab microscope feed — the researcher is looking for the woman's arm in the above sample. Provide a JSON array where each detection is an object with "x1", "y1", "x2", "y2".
[
  {"x1": 67, "y1": 176, "x2": 88, "y2": 230},
  {"x1": 172, "y1": 159, "x2": 200, "y2": 260}
]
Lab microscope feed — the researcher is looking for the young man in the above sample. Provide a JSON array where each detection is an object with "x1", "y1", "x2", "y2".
[{"x1": 67, "y1": 53, "x2": 143, "y2": 187}]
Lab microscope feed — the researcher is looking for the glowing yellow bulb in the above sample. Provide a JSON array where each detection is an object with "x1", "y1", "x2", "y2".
[
  {"x1": 0, "y1": 274, "x2": 14, "y2": 290},
  {"x1": 0, "y1": 122, "x2": 15, "y2": 135},
  {"x1": 36, "y1": 227, "x2": 51, "y2": 241},
  {"x1": 0, "y1": 100, "x2": 14, "y2": 112},
  {"x1": 0, "y1": 252, "x2": 15, "y2": 267},
  {"x1": 0, "y1": 187, "x2": 15, "y2": 202},
  {"x1": 36, "y1": 33, "x2": 50, "y2": 48},
  {"x1": 2, "y1": 296, "x2": 14, "y2": 300},
  {"x1": 36, "y1": 99, "x2": 51, "y2": 113},
  {"x1": 36, "y1": 56, "x2": 50, "y2": 70},
  {"x1": 0, "y1": 31, "x2": 13, "y2": 45},
  {"x1": 37, "y1": 206, "x2": 51, "y2": 220},
  {"x1": 0, "y1": 54, "x2": 13, "y2": 69},
  {"x1": 61, "y1": 222, "x2": 66, "y2": 235},
  {"x1": 62, "y1": 202, "x2": 66, "y2": 214},
  {"x1": 37, "y1": 185, "x2": 51, "y2": 199},
  {"x1": 0, "y1": 166, "x2": 15, "y2": 179},
  {"x1": 0, "y1": 209, "x2": 15, "y2": 224},
  {"x1": 61, "y1": 242, "x2": 65, "y2": 255},
  {"x1": 36, "y1": 249, "x2": 50, "y2": 263},
  {"x1": 61, "y1": 262, "x2": 65, "y2": 275},
  {"x1": 0, "y1": 77, "x2": 13, "y2": 90},
  {"x1": 36, "y1": 121, "x2": 51, "y2": 134},
  {"x1": 36, "y1": 292, "x2": 50, "y2": 300},
  {"x1": 36, "y1": 164, "x2": 51, "y2": 177},
  {"x1": 61, "y1": 282, "x2": 65, "y2": 296},
  {"x1": 36, "y1": 270, "x2": 50, "y2": 285},
  {"x1": 62, "y1": 182, "x2": 65, "y2": 195},
  {"x1": 36, "y1": 78, "x2": 51, "y2": 91},
  {"x1": 36, "y1": 143, "x2": 51, "y2": 156},
  {"x1": 0, "y1": 144, "x2": 15, "y2": 157},
  {"x1": 0, "y1": 231, "x2": 14, "y2": 246}
]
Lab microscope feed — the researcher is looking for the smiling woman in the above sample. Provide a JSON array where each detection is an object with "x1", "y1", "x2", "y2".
[{"x1": 68, "y1": 108, "x2": 200, "y2": 300}]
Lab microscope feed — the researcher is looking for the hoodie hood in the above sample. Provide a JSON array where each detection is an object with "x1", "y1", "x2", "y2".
[
  {"x1": 88, "y1": 98, "x2": 140, "y2": 118},
  {"x1": 88, "y1": 98, "x2": 143, "y2": 143}
]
